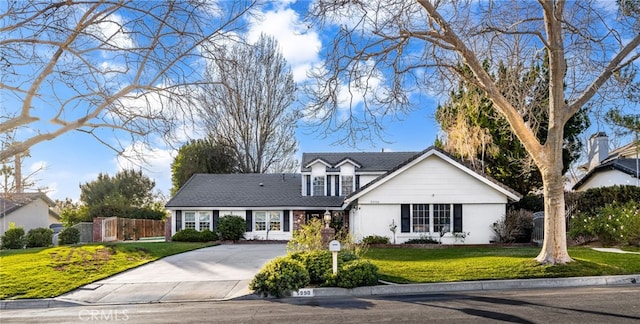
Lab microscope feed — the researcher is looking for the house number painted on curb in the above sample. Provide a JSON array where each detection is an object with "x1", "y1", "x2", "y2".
[{"x1": 292, "y1": 288, "x2": 314, "y2": 297}]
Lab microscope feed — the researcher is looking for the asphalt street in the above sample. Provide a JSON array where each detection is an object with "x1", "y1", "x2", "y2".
[{"x1": 2, "y1": 286, "x2": 638, "y2": 323}]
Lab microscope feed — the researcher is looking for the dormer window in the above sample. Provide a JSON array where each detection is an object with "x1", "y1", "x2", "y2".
[
  {"x1": 313, "y1": 176, "x2": 325, "y2": 196},
  {"x1": 341, "y1": 175, "x2": 353, "y2": 196}
]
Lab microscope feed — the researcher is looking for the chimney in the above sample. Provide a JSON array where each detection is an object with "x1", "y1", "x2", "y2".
[{"x1": 587, "y1": 132, "x2": 609, "y2": 171}]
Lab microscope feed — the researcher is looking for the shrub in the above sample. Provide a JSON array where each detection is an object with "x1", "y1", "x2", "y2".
[
  {"x1": 362, "y1": 235, "x2": 390, "y2": 245},
  {"x1": 404, "y1": 235, "x2": 440, "y2": 244},
  {"x1": 325, "y1": 259, "x2": 379, "y2": 289},
  {"x1": 575, "y1": 185, "x2": 640, "y2": 218},
  {"x1": 287, "y1": 218, "x2": 324, "y2": 253},
  {"x1": 201, "y1": 229, "x2": 218, "y2": 241},
  {"x1": 491, "y1": 209, "x2": 533, "y2": 243},
  {"x1": 217, "y1": 215, "x2": 246, "y2": 241},
  {"x1": 249, "y1": 256, "x2": 310, "y2": 297},
  {"x1": 290, "y1": 250, "x2": 359, "y2": 285},
  {"x1": 1, "y1": 227, "x2": 25, "y2": 249},
  {"x1": 569, "y1": 201, "x2": 640, "y2": 246},
  {"x1": 58, "y1": 227, "x2": 80, "y2": 245},
  {"x1": 171, "y1": 229, "x2": 218, "y2": 242},
  {"x1": 26, "y1": 227, "x2": 53, "y2": 248}
]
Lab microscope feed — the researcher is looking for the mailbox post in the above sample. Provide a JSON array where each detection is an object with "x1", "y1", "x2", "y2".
[{"x1": 329, "y1": 240, "x2": 341, "y2": 274}]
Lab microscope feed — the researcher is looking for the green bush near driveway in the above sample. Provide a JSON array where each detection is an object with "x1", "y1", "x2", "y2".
[
  {"x1": 249, "y1": 256, "x2": 310, "y2": 298},
  {"x1": 217, "y1": 215, "x2": 246, "y2": 241},
  {"x1": 171, "y1": 229, "x2": 218, "y2": 242}
]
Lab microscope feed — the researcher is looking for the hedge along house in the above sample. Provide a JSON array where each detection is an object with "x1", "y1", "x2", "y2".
[{"x1": 165, "y1": 147, "x2": 521, "y2": 243}]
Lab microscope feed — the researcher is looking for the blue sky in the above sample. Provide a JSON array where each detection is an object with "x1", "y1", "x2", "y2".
[
  {"x1": 6, "y1": 0, "x2": 635, "y2": 202},
  {"x1": 13, "y1": 1, "x2": 443, "y2": 202}
]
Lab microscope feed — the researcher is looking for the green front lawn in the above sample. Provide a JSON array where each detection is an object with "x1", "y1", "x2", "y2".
[
  {"x1": 0, "y1": 242, "x2": 216, "y2": 299},
  {"x1": 363, "y1": 247, "x2": 640, "y2": 283}
]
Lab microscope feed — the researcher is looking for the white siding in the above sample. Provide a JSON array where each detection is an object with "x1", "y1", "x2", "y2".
[
  {"x1": 359, "y1": 174, "x2": 381, "y2": 187},
  {"x1": 339, "y1": 163, "x2": 355, "y2": 176},
  {"x1": 359, "y1": 155, "x2": 508, "y2": 204},
  {"x1": 576, "y1": 170, "x2": 639, "y2": 192},
  {"x1": 354, "y1": 203, "x2": 504, "y2": 244},
  {"x1": 0, "y1": 199, "x2": 53, "y2": 237}
]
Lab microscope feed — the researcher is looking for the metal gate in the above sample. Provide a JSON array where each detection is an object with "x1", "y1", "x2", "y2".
[
  {"x1": 532, "y1": 212, "x2": 544, "y2": 245},
  {"x1": 102, "y1": 217, "x2": 118, "y2": 242}
]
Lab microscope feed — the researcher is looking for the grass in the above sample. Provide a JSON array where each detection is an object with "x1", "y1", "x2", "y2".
[
  {"x1": 0, "y1": 242, "x2": 216, "y2": 299},
  {"x1": 363, "y1": 247, "x2": 640, "y2": 284}
]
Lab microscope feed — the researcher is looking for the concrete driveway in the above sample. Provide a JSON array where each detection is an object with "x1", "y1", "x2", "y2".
[{"x1": 58, "y1": 244, "x2": 287, "y2": 305}]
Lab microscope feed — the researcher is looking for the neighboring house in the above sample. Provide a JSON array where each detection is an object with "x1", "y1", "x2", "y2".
[
  {"x1": 573, "y1": 132, "x2": 640, "y2": 191},
  {"x1": 166, "y1": 147, "x2": 521, "y2": 244},
  {"x1": 0, "y1": 192, "x2": 58, "y2": 237}
]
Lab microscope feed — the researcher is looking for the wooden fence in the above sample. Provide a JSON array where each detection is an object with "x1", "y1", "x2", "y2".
[{"x1": 93, "y1": 217, "x2": 166, "y2": 242}]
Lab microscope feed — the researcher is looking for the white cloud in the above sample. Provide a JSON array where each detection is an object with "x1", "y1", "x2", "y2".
[
  {"x1": 115, "y1": 142, "x2": 175, "y2": 196},
  {"x1": 86, "y1": 12, "x2": 135, "y2": 49},
  {"x1": 247, "y1": 7, "x2": 322, "y2": 82}
]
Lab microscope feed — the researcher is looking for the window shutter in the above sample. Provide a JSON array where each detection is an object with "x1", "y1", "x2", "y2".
[
  {"x1": 335, "y1": 175, "x2": 340, "y2": 196},
  {"x1": 401, "y1": 204, "x2": 410, "y2": 233},
  {"x1": 327, "y1": 177, "x2": 332, "y2": 196},
  {"x1": 306, "y1": 175, "x2": 311, "y2": 196},
  {"x1": 245, "y1": 210, "x2": 253, "y2": 232},
  {"x1": 453, "y1": 204, "x2": 463, "y2": 232},
  {"x1": 355, "y1": 175, "x2": 360, "y2": 190},
  {"x1": 213, "y1": 210, "x2": 219, "y2": 230},
  {"x1": 283, "y1": 210, "x2": 290, "y2": 232},
  {"x1": 176, "y1": 210, "x2": 182, "y2": 232}
]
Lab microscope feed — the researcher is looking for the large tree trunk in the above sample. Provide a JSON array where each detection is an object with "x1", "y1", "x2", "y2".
[{"x1": 536, "y1": 148, "x2": 572, "y2": 264}]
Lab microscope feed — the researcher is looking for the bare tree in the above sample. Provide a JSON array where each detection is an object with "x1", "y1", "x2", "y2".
[
  {"x1": 198, "y1": 34, "x2": 299, "y2": 173},
  {"x1": 0, "y1": 0, "x2": 260, "y2": 162},
  {"x1": 307, "y1": 1, "x2": 640, "y2": 264}
]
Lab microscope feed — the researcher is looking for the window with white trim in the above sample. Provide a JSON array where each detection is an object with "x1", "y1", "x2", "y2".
[
  {"x1": 313, "y1": 176, "x2": 325, "y2": 196},
  {"x1": 433, "y1": 204, "x2": 451, "y2": 234},
  {"x1": 184, "y1": 212, "x2": 196, "y2": 230},
  {"x1": 412, "y1": 204, "x2": 429, "y2": 233},
  {"x1": 401, "y1": 203, "x2": 461, "y2": 235},
  {"x1": 341, "y1": 175, "x2": 353, "y2": 196},
  {"x1": 254, "y1": 211, "x2": 281, "y2": 231},
  {"x1": 183, "y1": 211, "x2": 212, "y2": 231}
]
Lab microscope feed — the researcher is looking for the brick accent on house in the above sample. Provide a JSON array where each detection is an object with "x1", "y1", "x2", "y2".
[
  {"x1": 93, "y1": 217, "x2": 104, "y2": 242},
  {"x1": 293, "y1": 210, "x2": 305, "y2": 230}
]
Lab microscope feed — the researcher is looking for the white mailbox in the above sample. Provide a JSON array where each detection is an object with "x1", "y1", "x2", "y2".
[
  {"x1": 329, "y1": 240, "x2": 341, "y2": 252},
  {"x1": 329, "y1": 240, "x2": 341, "y2": 274}
]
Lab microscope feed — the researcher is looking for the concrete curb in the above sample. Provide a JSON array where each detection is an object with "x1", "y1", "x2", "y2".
[
  {"x1": 0, "y1": 298, "x2": 82, "y2": 310},
  {"x1": 304, "y1": 274, "x2": 640, "y2": 298}
]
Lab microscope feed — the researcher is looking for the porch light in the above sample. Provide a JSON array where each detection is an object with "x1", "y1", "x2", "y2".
[{"x1": 324, "y1": 210, "x2": 332, "y2": 229}]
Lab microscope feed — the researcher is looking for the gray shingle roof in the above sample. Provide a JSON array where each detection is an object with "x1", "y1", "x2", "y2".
[
  {"x1": 165, "y1": 173, "x2": 344, "y2": 208},
  {"x1": 0, "y1": 193, "x2": 55, "y2": 217},
  {"x1": 301, "y1": 151, "x2": 418, "y2": 172}
]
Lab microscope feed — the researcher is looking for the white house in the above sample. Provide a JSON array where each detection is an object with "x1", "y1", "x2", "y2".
[
  {"x1": 0, "y1": 193, "x2": 58, "y2": 237},
  {"x1": 166, "y1": 147, "x2": 521, "y2": 244},
  {"x1": 573, "y1": 133, "x2": 640, "y2": 191}
]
